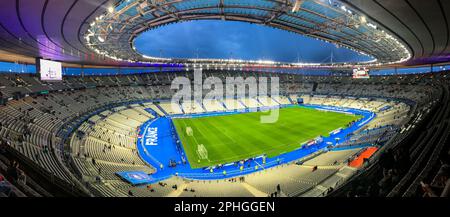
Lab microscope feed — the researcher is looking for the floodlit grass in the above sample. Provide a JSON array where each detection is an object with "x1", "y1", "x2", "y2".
[{"x1": 173, "y1": 106, "x2": 361, "y2": 168}]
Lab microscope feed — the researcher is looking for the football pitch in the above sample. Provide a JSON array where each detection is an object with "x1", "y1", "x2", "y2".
[{"x1": 172, "y1": 106, "x2": 362, "y2": 168}]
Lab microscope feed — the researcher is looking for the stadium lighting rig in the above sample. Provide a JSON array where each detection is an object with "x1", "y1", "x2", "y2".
[
  {"x1": 84, "y1": 0, "x2": 412, "y2": 69},
  {"x1": 291, "y1": 0, "x2": 304, "y2": 12}
]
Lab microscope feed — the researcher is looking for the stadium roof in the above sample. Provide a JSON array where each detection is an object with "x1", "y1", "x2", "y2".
[{"x1": 0, "y1": 0, "x2": 448, "y2": 68}]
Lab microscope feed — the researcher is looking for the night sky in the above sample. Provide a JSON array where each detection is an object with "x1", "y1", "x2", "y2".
[{"x1": 135, "y1": 20, "x2": 373, "y2": 63}]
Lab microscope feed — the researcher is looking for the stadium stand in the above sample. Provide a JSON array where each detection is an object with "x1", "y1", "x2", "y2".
[
  {"x1": 223, "y1": 98, "x2": 246, "y2": 110},
  {"x1": 181, "y1": 101, "x2": 206, "y2": 114},
  {"x1": 0, "y1": 70, "x2": 448, "y2": 197},
  {"x1": 329, "y1": 74, "x2": 450, "y2": 197},
  {"x1": 202, "y1": 99, "x2": 226, "y2": 112},
  {"x1": 159, "y1": 102, "x2": 184, "y2": 115}
]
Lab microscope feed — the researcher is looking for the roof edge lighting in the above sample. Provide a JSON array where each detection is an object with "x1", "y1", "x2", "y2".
[{"x1": 84, "y1": 0, "x2": 412, "y2": 68}]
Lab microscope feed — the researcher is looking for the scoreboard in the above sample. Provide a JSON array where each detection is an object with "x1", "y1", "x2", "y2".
[
  {"x1": 352, "y1": 68, "x2": 370, "y2": 79},
  {"x1": 39, "y1": 59, "x2": 62, "y2": 81}
]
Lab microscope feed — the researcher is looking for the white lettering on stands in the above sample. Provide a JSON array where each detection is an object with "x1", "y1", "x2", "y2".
[{"x1": 145, "y1": 127, "x2": 158, "y2": 146}]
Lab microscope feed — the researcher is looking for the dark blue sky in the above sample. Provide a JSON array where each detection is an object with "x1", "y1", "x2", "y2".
[{"x1": 135, "y1": 20, "x2": 373, "y2": 63}]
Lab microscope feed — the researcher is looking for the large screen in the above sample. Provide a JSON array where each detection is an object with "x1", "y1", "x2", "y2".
[
  {"x1": 40, "y1": 59, "x2": 62, "y2": 81},
  {"x1": 353, "y1": 68, "x2": 370, "y2": 79}
]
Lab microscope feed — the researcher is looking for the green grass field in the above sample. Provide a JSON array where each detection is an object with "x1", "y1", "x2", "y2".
[{"x1": 173, "y1": 106, "x2": 361, "y2": 168}]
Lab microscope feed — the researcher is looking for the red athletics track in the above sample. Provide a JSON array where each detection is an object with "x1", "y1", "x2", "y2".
[{"x1": 349, "y1": 147, "x2": 378, "y2": 168}]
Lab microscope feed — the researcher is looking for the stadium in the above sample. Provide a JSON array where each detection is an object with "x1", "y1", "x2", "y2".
[{"x1": 0, "y1": 0, "x2": 449, "y2": 200}]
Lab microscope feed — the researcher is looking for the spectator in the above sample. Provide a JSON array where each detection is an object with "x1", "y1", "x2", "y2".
[
  {"x1": 0, "y1": 174, "x2": 12, "y2": 195},
  {"x1": 366, "y1": 183, "x2": 379, "y2": 197},
  {"x1": 394, "y1": 148, "x2": 410, "y2": 174},
  {"x1": 0, "y1": 139, "x2": 7, "y2": 154},
  {"x1": 379, "y1": 149, "x2": 395, "y2": 175},
  {"x1": 422, "y1": 164, "x2": 450, "y2": 197},
  {"x1": 6, "y1": 160, "x2": 19, "y2": 182},
  {"x1": 18, "y1": 170, "x2": 26, "y2": 185}
]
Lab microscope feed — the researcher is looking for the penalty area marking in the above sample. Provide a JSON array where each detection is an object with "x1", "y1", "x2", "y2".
[{"x1": 182, "y1": 121, "x2": 210, "y2": 162}]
